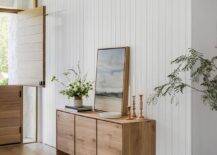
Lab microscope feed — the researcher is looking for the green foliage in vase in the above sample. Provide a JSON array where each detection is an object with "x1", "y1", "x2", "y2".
[
  {"x1": 51, "y1": 63, "x2": 93, "y2": 99},
  {"x1": 148, "y1": 49, "x2": 217, "y2": 110}
]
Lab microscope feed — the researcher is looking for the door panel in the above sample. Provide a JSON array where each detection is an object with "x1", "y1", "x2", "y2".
[
  {"x1": 0, "y1": 134, "x2": 21, "y2": 145},
  {"x1": 0, "y1": 86, "x2": 22, "y2": 145},
  {"x1": 11, "y1": 6, "x2": 46, "y2": 86}
]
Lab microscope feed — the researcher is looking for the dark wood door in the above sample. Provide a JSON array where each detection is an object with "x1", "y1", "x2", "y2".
[{"x1": 0, "y1": 86, "x2": 23, "y2": 145}]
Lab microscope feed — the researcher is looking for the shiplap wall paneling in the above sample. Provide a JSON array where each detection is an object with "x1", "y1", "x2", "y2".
[{"x1": 42, "y1": 0, "x2": 191, "y2": 155}]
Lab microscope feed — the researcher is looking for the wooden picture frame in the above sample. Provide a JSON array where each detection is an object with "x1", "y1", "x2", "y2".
[{"x1": 94, "y1": 47, "x2": 130, "y2": 116}]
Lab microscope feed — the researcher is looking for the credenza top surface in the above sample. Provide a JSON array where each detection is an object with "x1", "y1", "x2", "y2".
[{"x1": 57, "y1": 108, "x2": 155, "y2": 124}]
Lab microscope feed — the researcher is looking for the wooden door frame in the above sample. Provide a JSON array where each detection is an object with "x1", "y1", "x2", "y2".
[
  {"x1": 0, "y1": 0, "x2": 38, "y2": 14},
  {"x1": 0, "y1": 8, "x2": 23, "y2": 14}
]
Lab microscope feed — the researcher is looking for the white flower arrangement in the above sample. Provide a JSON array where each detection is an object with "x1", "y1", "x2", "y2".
[{"x1": 51, "y1": 63, "x2": 93, "y2": 100}]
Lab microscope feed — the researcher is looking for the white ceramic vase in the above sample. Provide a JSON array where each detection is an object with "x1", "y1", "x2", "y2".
[{"x1": 74, "y1": 96, "x2": 83, "y2": 108}]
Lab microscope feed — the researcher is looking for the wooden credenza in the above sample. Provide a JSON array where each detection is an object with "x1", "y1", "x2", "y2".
[{"x1": 56, "y1": 109, "x2": 156, "y2": 155}]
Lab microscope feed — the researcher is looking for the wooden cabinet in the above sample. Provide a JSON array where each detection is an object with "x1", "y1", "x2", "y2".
[
  {"x1": 97, "y1": 120, "x2": 122, "y2": 155},
  {"x1": 57, "y1": 109, "x2": 156, "y2": 155},
  {"x1": 75, "y1": 116, "x2": 96, "y2": 155},
  {"x1": 57, "y1": 111, "x2": 75, "y2": 155}
]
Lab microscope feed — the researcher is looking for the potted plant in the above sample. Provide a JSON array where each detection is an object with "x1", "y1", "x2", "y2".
[
  {"x1": 148, "y1": 49, "x2": 217, "y2": 110},
  {"x1": 51, "y1": 64, "x2": 93, "y2": 108}
]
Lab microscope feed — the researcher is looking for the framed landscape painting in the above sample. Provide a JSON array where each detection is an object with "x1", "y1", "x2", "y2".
[{"x1": 94, "y1": 47, "x2": 130, "y2": 115}]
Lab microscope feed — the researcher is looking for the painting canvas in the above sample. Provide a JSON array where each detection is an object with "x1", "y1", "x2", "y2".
[{"x1": 94, "y1": 47, "x2": 130, "y2": 115}]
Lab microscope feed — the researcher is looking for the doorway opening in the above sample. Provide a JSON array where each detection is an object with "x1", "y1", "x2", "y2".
[{"x1": 0, "y1": 12, "x2": 37, "y2": 144}]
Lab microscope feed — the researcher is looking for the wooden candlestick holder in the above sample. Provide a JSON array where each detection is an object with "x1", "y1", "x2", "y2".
[
  {"x1": 132, "y1": 96, "x2": 137, "y2": 118},
  {"x1": 138, "y1": 95, "x2": 144, "y2": 119},
  {"x1": 126, "y1": 106, "x2": 133, "y2": 120}
]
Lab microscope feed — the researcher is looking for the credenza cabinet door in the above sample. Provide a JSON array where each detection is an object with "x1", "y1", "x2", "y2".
[
  {"x1": 57, "y1": 111, "x2": 74, "y2": 155},
  {"x1": 97, "y1": 120, "x2": 122, "y2": 155},
  {"x1": 75, "y1": 116, "x2": 96, "y2": 155}
]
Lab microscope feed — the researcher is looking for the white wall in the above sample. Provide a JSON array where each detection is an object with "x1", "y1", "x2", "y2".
[
  {"x1": 191, "y1": 0, "x2": 217, "y2": 155},
  {"x1": 16, "y1": 0, "x2": 35, "y2": 8},
  {"x1": 23, "y1": 87, "x2": 36, "y2": 142},
  {"x1": 42, "y1": 0, "x2": 192, "y2": 155},
  {"x1": 0, "y1": 0, "x2": 15, "y2": 7}
]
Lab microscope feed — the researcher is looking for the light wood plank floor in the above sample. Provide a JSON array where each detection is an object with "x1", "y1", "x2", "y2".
[{"x1": 0, "y1": 143, "x2": 57, "y2": 155}]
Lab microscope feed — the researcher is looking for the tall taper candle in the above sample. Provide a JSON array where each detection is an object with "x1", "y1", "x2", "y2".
[
  {"x1": 132, "y1": 96, "x2": 137, "y2": 118},
  {"x1": 127, "y1": 106, "x2": 133, "y2": 120},
  {"x1": 139, "y1": 94, "x2": 144, "y2": 119}
]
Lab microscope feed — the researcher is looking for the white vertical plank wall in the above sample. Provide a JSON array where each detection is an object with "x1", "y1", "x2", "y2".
[
  {"x1": 191, "y1": 0, "x2": 217, "y2": 155},
  {"x1": 42, "y1": 0, "x2": 192, "y2": 155}
]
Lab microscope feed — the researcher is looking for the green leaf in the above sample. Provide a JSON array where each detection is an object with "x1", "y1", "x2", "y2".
[
  {"x1": 149, "y1": 48, "x2": 217, "y2": 110},
  {"x1": 51, "y1": 76, "x2": 57, "y2": 82}
]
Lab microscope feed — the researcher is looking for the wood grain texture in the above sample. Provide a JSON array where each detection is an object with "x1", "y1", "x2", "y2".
[
  {"x1": 57, "y1": 110, "x2": 155, "y2": 155},
  {"x1": 75, "y1": 116, "x2": 96, "y2": 155},
  {"x1": 12, "y1": 6, "x2": 46, "y2": 86},
  {"x1": 57, "y1": 108, "x2": 152, "y2": 124},
  {"x1": 0, "y1": 7, "x2": 23, "y2": 13},
  {"x1": 56, "y1": 111, "x2": 74, "y2": 155},
  {"x1": 122, "y1": 121, "x2": 156, "y2": 155},
  {"x1": 0, "y1": 143, "x2": 56, "y2": 155},
  {"x1": 122, "y1": 47, "x2": 130, "y2": 116},
  {"x1": 0, "y1": 134, "x2": 21, "y2": 145},
  {"x1": 0, "y1": 86, "x2": 23, "y2": 145},
  {"x1": 0, "y1": 127, "x2": 20, "y2": 136},
  {"x1": 97, "y1": 120, "x2": 122, "y2": 155}
]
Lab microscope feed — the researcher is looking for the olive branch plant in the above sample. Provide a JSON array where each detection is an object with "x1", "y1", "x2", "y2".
[{"x1": 148, "y1": 49, "x2": 217, "y2": 110}]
